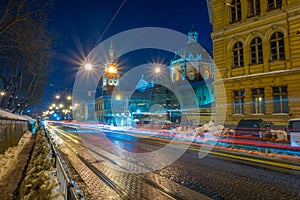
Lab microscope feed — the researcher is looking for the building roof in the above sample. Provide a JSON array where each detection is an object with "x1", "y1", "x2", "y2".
[
  {"x1": 172, "y1": 42, "x2": 212, "y2": 63},
  {"x1": 171, "y1": 28, "x2": 212, "y2": 64},
  {"x1": 135, "y1": 74, "x2": 149, "y2": 92}
]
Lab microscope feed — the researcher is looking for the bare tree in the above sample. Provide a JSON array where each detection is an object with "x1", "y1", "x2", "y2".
[{"x1": 0, "y1": 0, "x2": 55, "y2": 114}]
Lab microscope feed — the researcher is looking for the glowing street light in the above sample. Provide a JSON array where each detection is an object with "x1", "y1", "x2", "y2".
[
  {"x1": 154, "y1": 67, "x2": 161, "y2": 73},
  {"x1": 55, "y1": 95, "x2": 60, "y2": 99},
  {"x1": 115, "y1": 94, "x2": 121, "y2": 100},
  {"x1": 67, "y1": 95, "x2": 72, "y2": 101},
  {"x1": 0, "y1": 91, "x2": 5, "y2": 96},
  {"x1": 84, "y1": 63, "x2": 93, "y2": 70}
]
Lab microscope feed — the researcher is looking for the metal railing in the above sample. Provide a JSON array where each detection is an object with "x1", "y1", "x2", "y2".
[{"x1": 44, "y1": 129, "x2": 82, "y2": 200}]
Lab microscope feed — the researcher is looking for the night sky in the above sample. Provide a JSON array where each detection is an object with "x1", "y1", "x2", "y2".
[{"x1": 43, "y1": 0, "x2": 212, "y2": 109}]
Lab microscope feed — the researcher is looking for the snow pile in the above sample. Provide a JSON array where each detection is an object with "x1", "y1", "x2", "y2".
[
  {"x1": 270, "y1": 129, "x2": 288, "y2": 142},
  {"x1": 0, "y1": 109, "x2": 28, "y2": 121},
  {"x1": 194, "y1": 121, "x2": 224, "y2": 135},
  {"x1": 19, "y1": 132, "x2": 64, "y2": 200},
  {"x1": 0, "y1": 132, "x2": 32, "y2": 181}
]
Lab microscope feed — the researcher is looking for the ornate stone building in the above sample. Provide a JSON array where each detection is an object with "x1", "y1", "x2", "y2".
[
  {"x1": 209, "y1": 0, "x2": 300, "y2": 126},
  {"x1": 170, "y1": 28, "x2": 215, "y2": 108},
  {"x1": 169, "y1": 28, "x2": 215, "y2": 125},
  {"x1": 95, "y1": 43, "x2": 120, "y2": 124}
]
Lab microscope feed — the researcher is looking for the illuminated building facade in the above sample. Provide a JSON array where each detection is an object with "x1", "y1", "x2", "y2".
[
  {"x1": 209, "y1": 0, "x2": 300, "y2": 126},
  {"x1": 169, "y1": 28, "x2": 215, "y2": 108},
  {"x1": 95, "y1": 43, "x2": 120, "y2": 124}
]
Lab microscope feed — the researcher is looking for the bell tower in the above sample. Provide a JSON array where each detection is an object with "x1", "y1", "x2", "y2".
[{"x1": 102, "y1": 42, "x2": 119, "y2": 95}]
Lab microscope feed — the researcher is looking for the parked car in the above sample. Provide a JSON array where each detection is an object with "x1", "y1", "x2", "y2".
[
  {"x1": 234, "y1": 119, "x2": 273, "y2": 139},
  {"x1": 286, "y1": 118, "x2": 300, "y2": 147}
]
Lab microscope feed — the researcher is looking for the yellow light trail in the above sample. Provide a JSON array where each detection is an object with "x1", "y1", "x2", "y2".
[{"x1": 142, "y1": 138, "x2": 300, "y2": 171}]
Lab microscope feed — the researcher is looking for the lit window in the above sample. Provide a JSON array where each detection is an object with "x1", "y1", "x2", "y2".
[
  {"x1": 231, "y1": 0, "x2": 242, "y2": 23},
  {"x1": 232, "y1": 42, "x2": 244, "y2": 68},
  {"x1": 268, "y1": 0, "x2": 282, "y2": 10},
  {"x1": 252, "y1": 88, "x2": 265, "y2": 114},
  {"x1": 234, "y1": 90, "x2": 245, "y2": 114},
  {"x1": 270, "y1": 32, "x2": 285, "y2": 61},
  {"x1": 175, "y1": 71, "x2": 180, "y2": 81},
  {"x1": 172, "y1": 72, "x2": 176, "y2": 82},
  {"x1": 250, "y1": 37, "x2": 263, "y2": 65},
  {"x1": 189, "y1": 71, "x2": 195, "y2": 80},
  {"x1": 273, "y1": 86, "x2": 288, "y2": 113}
]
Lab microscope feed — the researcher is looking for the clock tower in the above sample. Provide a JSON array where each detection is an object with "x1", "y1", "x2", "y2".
[{"x1": 102, "y1": 42, "x2": 119, "y2": 95}]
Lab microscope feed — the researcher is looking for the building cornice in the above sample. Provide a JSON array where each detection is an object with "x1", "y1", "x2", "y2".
[{"x1": 214, "y1": 69, "x2": 300, "y2": 83}]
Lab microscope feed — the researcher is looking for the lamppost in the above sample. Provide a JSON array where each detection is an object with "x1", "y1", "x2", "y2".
[
  {"x1": 114, "y1": 93, "x2": 130, "y2": 127},
  {"x1": 0, "y1": 91, "x2": 6, "y2": 107}
]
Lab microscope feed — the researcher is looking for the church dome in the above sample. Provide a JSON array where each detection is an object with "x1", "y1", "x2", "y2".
[{"x1": 172, "y1": 28, "x2": 212, "y2": 63}]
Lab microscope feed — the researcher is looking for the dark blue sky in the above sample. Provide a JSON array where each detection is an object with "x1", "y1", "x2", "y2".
[{"x1": 44, "y1": 0, "x2": 212, "y2": 107}]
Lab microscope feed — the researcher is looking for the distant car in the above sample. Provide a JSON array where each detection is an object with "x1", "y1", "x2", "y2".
[
  {"x1": 286, "y1": 118, "x2": 300, "y2": 147},
  {"x1": 234, "y1": 119, "x2": 273, "y2": 139}
]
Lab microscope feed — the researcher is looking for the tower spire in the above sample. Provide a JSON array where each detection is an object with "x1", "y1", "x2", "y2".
[
  {"x1": 187, "y1": 27, "x2": 198, "y2": 44},
  {"x1": 109, "y1": 41, "x2": 114, "y2": 63}
]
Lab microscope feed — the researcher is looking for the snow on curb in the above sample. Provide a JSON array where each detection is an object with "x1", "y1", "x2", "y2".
[{"x1": 19, "y1": 131, "x2": 64, "y2": 200}]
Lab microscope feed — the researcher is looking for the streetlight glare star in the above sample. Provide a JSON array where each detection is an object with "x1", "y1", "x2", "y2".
[
  {"x1": 154, "y1": 67, "x2": 161, "y2": 73},
  {"x1": 84, "y1": 63, "x2": 93, "y2": 70}
]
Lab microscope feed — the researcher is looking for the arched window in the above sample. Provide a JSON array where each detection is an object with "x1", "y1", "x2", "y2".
[
  {"x1": 270, "y1": 32, "x2": 285, "y2": 61},
  {"x1": 232, "y1": 42, "x2": 244, "y2": 68},
  {"x1": 268, "y1": 0, "x2": 282, "y2": 10},
  {"x1": 250, "y1": 37, "x2": 263, "y2": 65},
  {"x1": 188, "y1": 71, "x2": 195, "y2": 80},
  {"x1": 248, "y1": 0, "x2": 260, "y2": 17},
  {"x1": 230, "y1": 0, "x2": 242, "y2": 23}
]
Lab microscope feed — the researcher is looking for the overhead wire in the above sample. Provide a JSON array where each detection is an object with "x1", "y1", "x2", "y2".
[{"x1": 95, "y1": 0, "x2": 127, "y2": 46}]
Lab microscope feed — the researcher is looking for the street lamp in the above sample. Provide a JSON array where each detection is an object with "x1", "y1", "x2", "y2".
[
  {"x1": 115, "y1": 94, "x2": 121, "y2": 100},
  {"x1": 55, "y1": 95, "x2": 60, "y2": 100},
  {"x1": 67, "y1": 95, "x2": 72, "y2": 101},
  {"x1": 84, "y1": 63, "x2": 93, "y2": 70},
  {"x1": 154, "y1": 67, "x2": 161, "y2": 73},
  {"x1": 0, "y1": 91, "x2": 5, "y2": 96}
]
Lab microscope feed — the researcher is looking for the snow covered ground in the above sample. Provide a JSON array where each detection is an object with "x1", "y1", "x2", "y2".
[{"x1": 0, "y1": 131, "x2": 32, "y2": 181}]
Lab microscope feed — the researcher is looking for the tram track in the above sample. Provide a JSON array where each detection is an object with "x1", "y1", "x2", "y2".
[{"x1": 47, "y1": 125, "x2": 191, "y2": 200}]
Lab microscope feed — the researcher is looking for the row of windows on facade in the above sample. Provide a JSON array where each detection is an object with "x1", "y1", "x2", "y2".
[
  {"x1": 231, "y1": 0, "x2": 282, "y2": 22},
  {"x1": 172, "y1": 70, "x2": 210, "y2": 82},
  {"x1": 232, "y1": 31, "x2": 284, "y2": 68},
  {"x1": 233, "y1": 86, "x2": 288, "y2": 114},
  {"x1": 172, "y1": 71, "x2": 198, "y2": 81}
]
